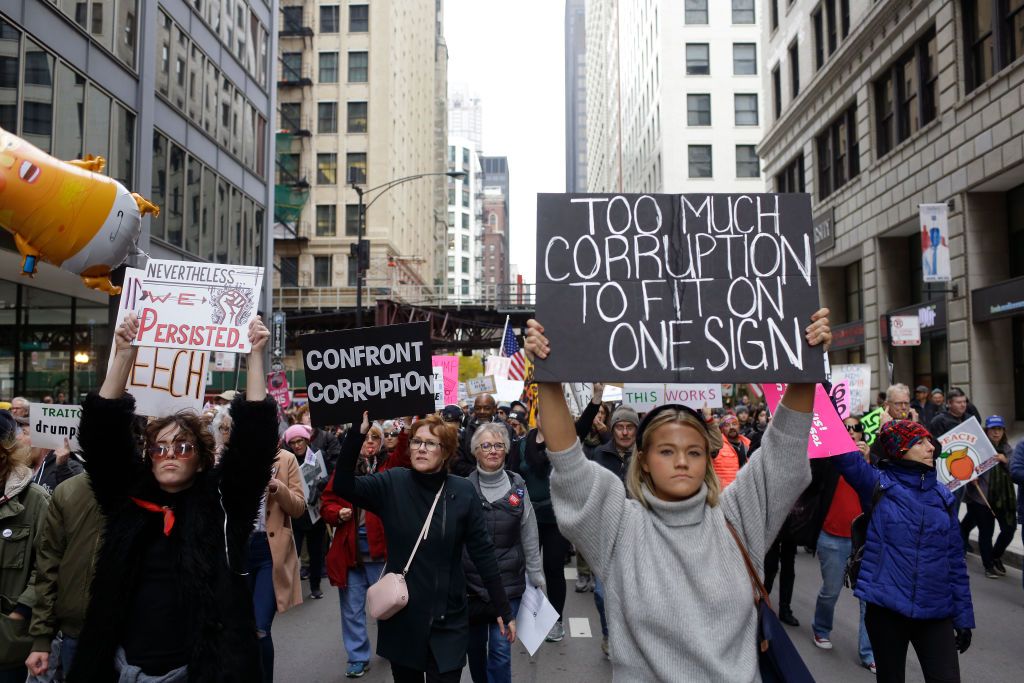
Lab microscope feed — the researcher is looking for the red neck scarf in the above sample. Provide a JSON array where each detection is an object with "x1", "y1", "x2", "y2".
[{"x1": 130, "y1": 497, "x2": 175, "y2": 536}]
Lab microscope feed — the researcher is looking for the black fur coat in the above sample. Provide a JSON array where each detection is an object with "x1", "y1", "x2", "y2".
[{"x1": 70, "y1": 392, "x2": 278, "y2": 683}]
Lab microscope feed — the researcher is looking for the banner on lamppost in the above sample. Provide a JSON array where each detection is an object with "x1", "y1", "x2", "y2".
[
  {"x1": 920, "y1": 203, "x2": 950, "y2": 283},
  {"x1": 271, "y1": 311, "x2": 286, "y2": 370}
]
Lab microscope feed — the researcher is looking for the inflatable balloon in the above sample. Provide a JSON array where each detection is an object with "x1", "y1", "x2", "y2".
[{"x1": 0, "y1": 126, "x2": 159, "y2": 295}]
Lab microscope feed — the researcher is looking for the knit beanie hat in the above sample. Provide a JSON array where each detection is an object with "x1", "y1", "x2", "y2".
[
  {"x1": 610, "y1": 405, "x2": 640, "y2": 428},
  {"x1": 878, "y1": 420, "x2": 931, "y2": 460},
  {"x1": 283, "y1": 424, "x2": 312, "y2": 444}
]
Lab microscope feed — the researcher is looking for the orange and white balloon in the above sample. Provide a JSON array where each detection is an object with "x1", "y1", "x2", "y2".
[{"x1": 0, "y1": 126, "x2": 158, "y2": 295}]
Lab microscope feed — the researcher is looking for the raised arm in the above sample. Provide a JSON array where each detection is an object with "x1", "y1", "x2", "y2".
[
  {"x1": 574, "y1": 386, "x2": 603, "y2": 441},
  {"x1": 217, "y1": 318, "x2": 279, "y2": 533},
  {"x1": 332, "y1": 412, "x2": 390, "y2": 513},
  {"x1": 526, "y1": 321, "x2": 628, "y2": 577},
  {"x1": 82, "y1": 314, "x2": 145, "y2": 514},
  {"x1": 719, "y1": 308, "x2": 829, "y2": 557}
]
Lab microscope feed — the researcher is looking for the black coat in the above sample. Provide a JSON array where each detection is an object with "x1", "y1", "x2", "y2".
[
  {"x1": 310, "y1": 427, "x2": 342, "y2": 475},
  {"x1": 71, "y1": 393, "x2": 278, "y2": 683},
  {"x1": 929, "y1": 410, "x2": 969, "y2": 438},
  {"x1": 333, "y1": 430, "x2": 511, "y2": 673}
]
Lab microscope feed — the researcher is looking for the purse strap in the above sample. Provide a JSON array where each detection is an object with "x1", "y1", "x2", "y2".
[
  {"x1": 401, "y1": 483, "x2": 445, "y2": 577},
  {"x1": 725, "y1": 520, "x2": 772, "y2": 610}
]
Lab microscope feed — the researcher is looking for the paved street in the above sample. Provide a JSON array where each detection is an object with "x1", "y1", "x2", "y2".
[{"x1": 275, "y1": 550, "x2": 1023, "y2": 682}]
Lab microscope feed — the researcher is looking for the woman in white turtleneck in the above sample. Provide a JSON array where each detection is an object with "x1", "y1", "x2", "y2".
[{"x1": 463, "y1": 423, "x2": 544, "y2": 683}]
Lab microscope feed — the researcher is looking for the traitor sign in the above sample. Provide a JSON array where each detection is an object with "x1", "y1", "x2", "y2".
[
  {"x1": 29, "y1": 403, "x2": 81, "y2": 450},
  {"x1": 300, "y1": 322, "x2": 435, "y2": 426},
  {"x1": 112, "y1": 269, "x2": 208, "y2": 417},
  {"x1": 534, "y1": 193, "x2": 825, "y2": 383},
  {"x1": 133, "y1": 259, "x2": 264, "y2": 353}
]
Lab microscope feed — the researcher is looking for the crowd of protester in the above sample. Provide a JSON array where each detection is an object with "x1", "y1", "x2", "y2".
[{"x1": 0, "y1": 308, "x2": 1020, "y2": 683}]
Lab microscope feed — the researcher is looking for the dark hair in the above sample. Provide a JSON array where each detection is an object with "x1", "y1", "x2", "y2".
[
  {"x1": 947, "y1": 388, "x2": 966, "y2": 400},
  {"x1": 144, "y1": 412, "x2": 216, "y2": 472}
]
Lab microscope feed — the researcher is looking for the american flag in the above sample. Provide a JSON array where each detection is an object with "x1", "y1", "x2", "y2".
[{"x1": 500, "y1": 318, "x2": 527, "y2": 380}]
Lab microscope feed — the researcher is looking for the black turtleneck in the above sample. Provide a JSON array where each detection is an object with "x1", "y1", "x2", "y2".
[
  {"x1": 411, "y1": 467, "x2": 447, "y2": 492},
  {"x1": 122, "y1": 487, "x2": 190, "y2": 675}
]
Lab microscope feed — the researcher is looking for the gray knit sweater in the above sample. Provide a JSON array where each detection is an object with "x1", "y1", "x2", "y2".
[{"x1": 549, "y1": 403, "x2": 812, "y2": 682}]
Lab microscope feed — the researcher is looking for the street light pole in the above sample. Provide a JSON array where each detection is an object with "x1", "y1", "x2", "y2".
[{"x1": 351, "y1": 170, "x2": 466, "y2": 328}]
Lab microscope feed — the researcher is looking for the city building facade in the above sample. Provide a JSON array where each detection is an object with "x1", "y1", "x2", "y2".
[
  {"x1": 0, "y1": 0, "x2": 276, "y2": 400},
  {"x1": 760, "y1": 0, "x2": 1024, "y2": 422},
  {"x1": 479, "y1": 155, "x2": 510, "y2": 288},
  {"x1": 445, "y1": 136, "x2": 481, "y2": 299},
  {"x1": 273, "y1": 0, "x2": 448, "y2": 312},
  {"x1": 448, "y1": 83, "x2": 482, "y2": 153},
  {"x1": 565, "y1": 0, "x2": 587, "y2": 192},
  {"x1": 584, "y1": 0, "x2": 765, "y2": 193}
]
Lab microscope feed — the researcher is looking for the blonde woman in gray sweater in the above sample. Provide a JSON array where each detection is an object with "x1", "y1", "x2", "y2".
[{"x1": 523, "y1": 309, "x2": 831, "y2": 682}]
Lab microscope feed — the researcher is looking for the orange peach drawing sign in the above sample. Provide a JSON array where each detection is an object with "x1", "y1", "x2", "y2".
[
  {"x1": 936, "y1": 416, "x2": 999, "y2": 493},
  {"x1": 0, "y1": 126, "x2": 158, "y2": 295}
]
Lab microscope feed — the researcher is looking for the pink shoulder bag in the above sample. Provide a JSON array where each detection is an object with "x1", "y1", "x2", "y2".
[{"x1": 366, "y1": 484, "x2": 445, "y2": 620}]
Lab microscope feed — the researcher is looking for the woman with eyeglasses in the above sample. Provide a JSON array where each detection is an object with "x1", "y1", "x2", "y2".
[
  {"x1": 464, "y1": 423, "x2": 544, "y2": 683},
  {"x1": 333, "y1": 413, "x2": 514, "y2": 683},
  {"x1": 70, "y1": 312, "x2": 280, "y2": 683},
  {"x1": 283, "y1": 424, "x2": 329, "y2": 601}
]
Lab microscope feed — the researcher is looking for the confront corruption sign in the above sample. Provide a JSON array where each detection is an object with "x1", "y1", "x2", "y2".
[{"x1": 534, "y1": 193, "x2": 826, "y2": 383}]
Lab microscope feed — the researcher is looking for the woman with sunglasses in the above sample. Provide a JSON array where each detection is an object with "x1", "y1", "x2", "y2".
[
  {"x1": 71, "y1": 312, "x2": 278, "y2": 682},
  {"x1": 522, "y1": 310, "x2": 830, "y2": 681},
  {"x1": 464, "y1": 423, "x2": 544, "y2": 683},
  {"x1": 333, "y1": 413, "x2": 514, "y2": 682},
  {"x1": 804, "y1": 415, "x2": 876, "y2": 673}
]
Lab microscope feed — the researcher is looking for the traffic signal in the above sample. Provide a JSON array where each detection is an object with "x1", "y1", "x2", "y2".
[{"x1": 350, "y1": 241, "x2": 370, "y2": 272}]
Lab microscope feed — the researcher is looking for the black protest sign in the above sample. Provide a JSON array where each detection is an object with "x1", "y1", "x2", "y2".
[
  {"x1": 534, "y1": 193, "x2": 825, "y2": 383},
  {"x1": 299, "y1": 322, "x2": 435, "y2": 426}
]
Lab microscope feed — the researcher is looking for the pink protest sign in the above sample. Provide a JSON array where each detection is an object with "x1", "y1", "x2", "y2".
[
  {"x1": 761, "y1": 383, "x2": 857, "y2": 459},
  {"x1": 829, "y1": 380, "x2": 851, "y2": 419},
  {"x1": 432, "y1": 355, "x2": 460, "y2": 405}
]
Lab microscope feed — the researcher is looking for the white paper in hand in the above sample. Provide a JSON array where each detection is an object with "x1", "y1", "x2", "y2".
[{"x1": 516, "y1": 582, "x2": 560, "y2": 656}]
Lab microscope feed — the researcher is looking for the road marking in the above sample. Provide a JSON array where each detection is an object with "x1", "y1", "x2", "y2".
[
  {"x1": 564, "y1": 567, "x2": 578, "y2": 580},
  {"x1": 568, "y1": 617, "x2": 592, "y2": 638}
]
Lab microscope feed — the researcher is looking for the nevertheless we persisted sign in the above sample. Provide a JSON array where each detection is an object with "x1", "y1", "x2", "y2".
[{"x1": 534, "y1": 193, "x2": 825, "y2": 383}]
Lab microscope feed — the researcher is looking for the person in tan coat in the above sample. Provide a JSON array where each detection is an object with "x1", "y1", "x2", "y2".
[{"x1": 247, "y1": 441, "x2": 305, "y2": 682}]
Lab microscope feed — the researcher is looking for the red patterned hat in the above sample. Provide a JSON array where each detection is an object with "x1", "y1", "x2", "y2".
[{"x1": 878, "y1": 420, "x2": 932, "y2": 460}]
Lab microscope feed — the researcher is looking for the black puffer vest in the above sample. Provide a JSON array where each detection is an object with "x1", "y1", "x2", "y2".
[{"x1": 462, "y1": 470, "x2": 527, "y2": 601}]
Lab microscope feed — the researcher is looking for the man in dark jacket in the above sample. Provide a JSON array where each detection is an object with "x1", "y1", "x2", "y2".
[
  {"x1": 29, "y1": 438, "x2": 84, "y2": 496},
  {"x1": 928, "y1": 388, "x2": 970, "y2": 437},
  {"x1": 590, "y1": 406, "x2": 638, "y2": 482},
  {"x1": 25, "y1": 473, "x2": 104, "y2": 680}
]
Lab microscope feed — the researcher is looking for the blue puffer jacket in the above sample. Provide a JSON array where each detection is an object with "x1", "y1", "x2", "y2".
[{"x1": 834, "y1": 451, "x2": 974, "y2": 629}]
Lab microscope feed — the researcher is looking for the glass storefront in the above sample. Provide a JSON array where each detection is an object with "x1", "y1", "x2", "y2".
[{"x1": 0, "y1": 279, "x2": 110, "y2": 402}]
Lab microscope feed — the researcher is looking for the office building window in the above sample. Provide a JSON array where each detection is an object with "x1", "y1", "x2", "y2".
[
  {"x1": 736, "y1": 145, "x2": 760, "y2": 178},
  {"x1": 770, "y1": 0, "x2": 779, "y2": 31},
  {"x1": 282, "y1": 52, "x2": 302, "y2": 80},
  {"x1": 347, "y1": 255, "x2": 359, "y2": 286},
  {"x1": 875, "y1": 28, "x2": 938, "y2": 157},
  {"x1": 789, "y1": 41, "x2": 800, "y2": 97},
  {"x1": 963, "y1": 0, "x2": 1023, "y2": 92},
  {"x1": 686, "y1": 44, "x2": 710, "y2": 75},
  {"x1": 813, "y1": 0, "x2": 850, "y2": 70},
  {"x1": 775, "y1": 154, "x2": 806, "y2": 193},
  {"x1": 282, "y1": 6, "x2": 303, "y2": 32},
  {"x1": 345, "y1": 204, "x2": 360, "y2": 236},
  {"x1": 846, "y1": 262, "x2": 863, "y2": 321},
  {"x1": 347, "y1": 101, "x2": 367, "y2": 132},
  {"x1": 280, "y1": 256, "x2": 298, "y2": 286},
  {"x1": 687, "y1": 94, "x2": 711, "y2": 126},
  {"x1": 732, "y1": 0, "x2": 755, "y2": 24},
  {"x1": 280, "y1": 102, "x2": 301, "y2": 131},
  {"x1": 278, "y1": 153, "x2": 300, "y2": 185},
  {"x1": 772, "y1": 64, "x2": 782, "y2": 118},
  {"x1": 349, "y1": 5, "x2": 369, "y2": 32},
  {"x1": 733, "y1": 43, "x2": 757, "y2": 75},
  {"x1": 462, "y1": 256, "x2": 470, "y2": 274},
  {"x1": 734, "y1": 94, "x2": 758, "y2": 125},
  {"x1": 685, "y1": 0, "x2": 708, "y2": 24},
  {"x1": 348, "y1": 51, "x2": 368, "y2": 82},
  {"x1": 688, "y1": 145, "x2": 713, "y2": 178},
  {"x1": 346, "y1": 152, "x2": 367, "y2": 184},
  {"x1": 319, "y1": 52, "x2": 338, "y2": 83},
  {"x1": 316, "y1": 153, "x2": 337, "y2": 184},
  {"x1": 816, "y1": 103, "x2": 859, "y2": 199},
  {"x1": 317, "y1": 102, "x2": 337, "y2": 133},
  {"x1": 316, "y1": 204, "x2": 336, "y2": 236},
  {"x1": 320, "y1": 5, "x2": 339, "y2": 33},
  {"x1": 314, "y1": 256, "x2": 332, "y2": 287}
]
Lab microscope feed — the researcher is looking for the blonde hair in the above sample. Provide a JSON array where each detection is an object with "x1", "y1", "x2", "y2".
[
  {"x1": 626, "y1": 408, "x2": 720, "y2": 508},
  {"x1": 0, "y1": 430, "x2": 30, "y2": 482}
]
